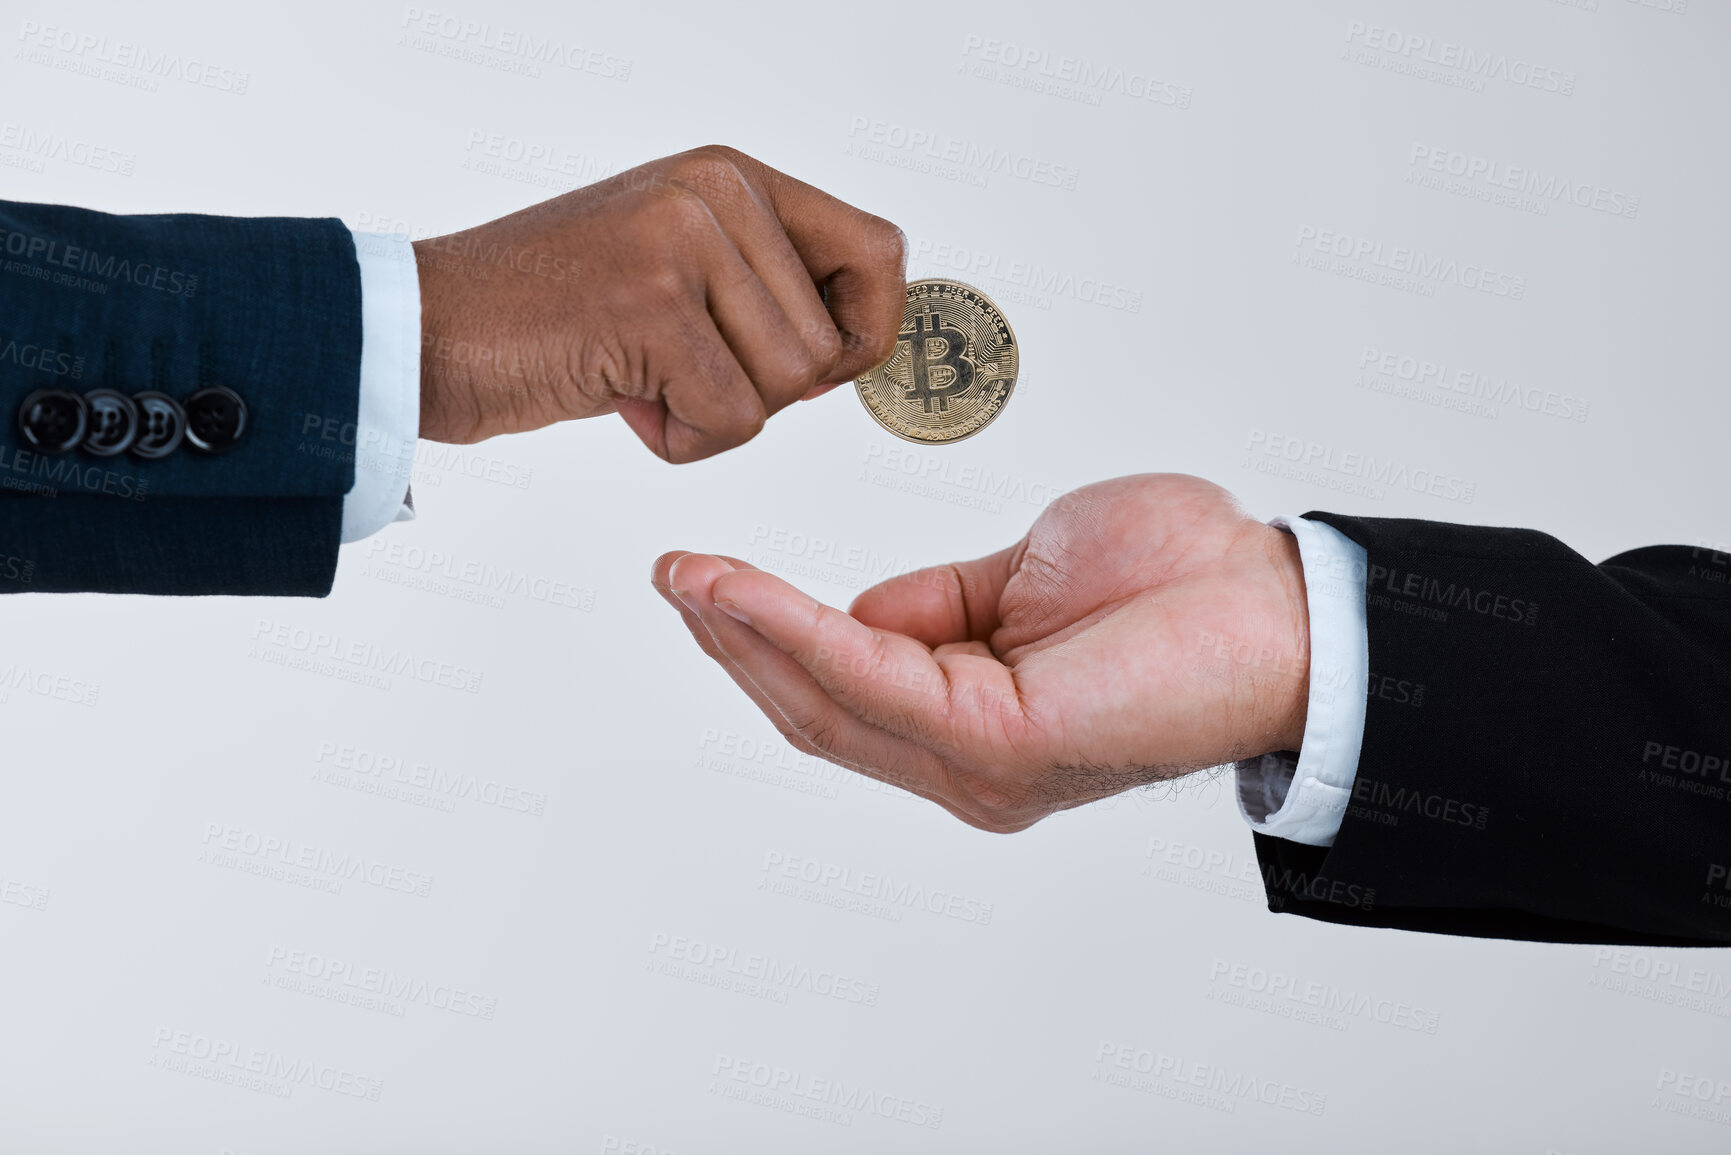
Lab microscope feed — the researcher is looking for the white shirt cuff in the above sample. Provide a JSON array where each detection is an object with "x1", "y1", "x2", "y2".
[
  {"x1": 339, "y1": 230, "x2": 421, "y2": 544},
  {"x1": 1234, "y1": 516, "x2": 1369, "y2": 847}
]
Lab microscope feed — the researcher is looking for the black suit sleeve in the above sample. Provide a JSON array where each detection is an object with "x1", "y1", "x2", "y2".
[
  {"x1": 0, "y1": 199, "x2": 362, "y2": 596},
  {"x1": 1252, "y1": 514, "x2": 1731, "y2": 946}
]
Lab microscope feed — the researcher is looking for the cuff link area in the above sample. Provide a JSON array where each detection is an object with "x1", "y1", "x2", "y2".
[
  {"x1": 16, "y1": 388, "x2": 87, "y2": 454},
  {"x1": 16, "y1": 386, "x2": 247, "y2": 459},
  {"x1": 131, "y1": 392, "x2": 187, "y2": 460},
  {"x1": 183, "y1": 386, "x2": 248, "y2": 454},
  {"x1": 82, "y1": 390, "x2": 140, "y2": 457}
]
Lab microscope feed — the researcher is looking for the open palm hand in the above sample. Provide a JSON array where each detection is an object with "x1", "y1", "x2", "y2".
[{"x1": 654, "y1": 473, "x2": 1311, "y2": 832}]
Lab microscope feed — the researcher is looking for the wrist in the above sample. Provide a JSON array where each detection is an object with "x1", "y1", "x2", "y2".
[
  {"x1": 1268, "y1": 526, "x2": 1311, "y2": 752},
  {"x1": 410, "y1": 236, "x2": 461, "y2": 442},
  {"x1": 412, "y1": 233, "x2": 518, "y2": 444}
]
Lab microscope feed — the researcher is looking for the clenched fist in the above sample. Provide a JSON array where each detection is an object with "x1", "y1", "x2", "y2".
[
  {"x1": 653, "y1": 474, "x2": 1312, "y2": 833},
  {"x1": 413, "y1": 145, "x2": 907, "y2": 461}
]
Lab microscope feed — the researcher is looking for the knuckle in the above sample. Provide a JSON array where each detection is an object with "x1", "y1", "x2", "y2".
[
  {"x1": 735, "y1": 408, "x2": 769, "y2": 441},
  {"x1": 690, "y1": 143, "x2": 747, "y2": 168},
  {"x1": 645, "y1": 265, "x2": 693, "y2": 306},
  {"x1": 802, "y1": 319, "x2": 845, "y2": 372},
  {"x1": 854, "y1": 624, "x2": 893, "y2": 681},
  {"x1": 762, "y1": 349, "x2": 824, "y2": 399},
  {"x1": 760, "y1": 368, "x2": 814, "y2": 404},
  {"x1": 651, "y1": 184, "x2": 718, "y2": 235},
  {"x1": 688, "y1": 157, "x2": 736, "y2": 191},
  {"x1": 715, "y1": 374, "x2": 769, "y2": 425},
  {"x1": 695, "y1": 409, "x2": 765, "y2": 457},
  {"x1": 676, "y1": 147, "x2": 751, "y2": 196},
  {"x1": 664, "y1": 426, "x2": 714, "y2": 464},
  {"x1": 866, "y1": 215, "x2": 907, "y2": 268}
]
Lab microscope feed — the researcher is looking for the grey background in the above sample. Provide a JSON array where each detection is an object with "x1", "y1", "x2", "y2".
[{"x1": 0, "y1": 0, "x2": 1725, "y2": 1151}]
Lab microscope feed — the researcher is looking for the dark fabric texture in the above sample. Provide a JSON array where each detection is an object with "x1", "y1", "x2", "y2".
[
  {"x1": 0, "y1": 200, "x2": 361, "y2": 595},
  {"x1": 1253, "y1": 513, "x2": 1731, "y2": 946}
]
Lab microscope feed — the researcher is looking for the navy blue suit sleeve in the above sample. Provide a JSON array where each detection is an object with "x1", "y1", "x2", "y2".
[
  {"x1": 1252, "y1": 515, "x2": 1731, "y2": 946},
  {"x1": 0, "y1": 199, "x2": 363, "y2": 595}
]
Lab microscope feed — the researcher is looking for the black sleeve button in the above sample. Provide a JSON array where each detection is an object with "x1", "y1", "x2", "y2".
[
  {"x1": 129, "y1": 391, "x2": 187, "y2": 460},
  {"x1": 18, "y1": 388, "x2": 88, "y2": 454},
  {"x1": 183, "y1": 386, "x2": 247, "y2": 454},
  {"x1": 81, "y1": 389, "x2": 140, "y2": 457}
]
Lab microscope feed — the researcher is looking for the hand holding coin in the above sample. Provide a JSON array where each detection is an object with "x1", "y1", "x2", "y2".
[{"x1": 412, "y1": 145, "x2": 908, "y2": 461}]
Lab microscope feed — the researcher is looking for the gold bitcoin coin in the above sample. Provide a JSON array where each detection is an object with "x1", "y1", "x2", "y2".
[{"x1": 854, "y1": 278, "x2": 1018, "y2": 445}]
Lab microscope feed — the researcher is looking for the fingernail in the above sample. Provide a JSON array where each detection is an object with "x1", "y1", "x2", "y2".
[
  {"x1": 670, "y1": 588, "x2": 697, "y2": 610},
  {"x1": 713, "y1": 598, "x2": 751, "y2": 626}
]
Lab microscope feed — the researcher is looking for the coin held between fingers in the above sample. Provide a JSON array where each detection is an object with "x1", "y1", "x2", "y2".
[{"x1": 855, "y1": 278, "x2": 1019, "y2": 445}]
